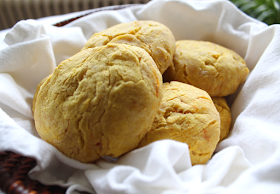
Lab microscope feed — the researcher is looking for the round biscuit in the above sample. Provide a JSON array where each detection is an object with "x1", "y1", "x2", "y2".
[
  {"x1": 82, "y1": 20, "x2": 176, "y2": 74},
  {"x1": 169, "y1": 40, "x2": 249, "y2": 97},
  {"x1": 33, "y1": 43, "x2": 163, "y2": 163},
  {"x1": 137, "y1": 81, "x2": 220, "y2": 165}
]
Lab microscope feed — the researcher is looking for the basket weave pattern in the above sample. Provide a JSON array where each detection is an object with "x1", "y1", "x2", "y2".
[{"x1": 0, "y1": 151, "x2": 66, "y2": 194}]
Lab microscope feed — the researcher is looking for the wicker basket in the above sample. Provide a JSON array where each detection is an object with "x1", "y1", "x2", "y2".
[
  {"x1": 0, "y1": 151, "x2": 67, "y2": 194},
  {"x1": 0, "y1": 3, "x2": 144, "y2": 194}
]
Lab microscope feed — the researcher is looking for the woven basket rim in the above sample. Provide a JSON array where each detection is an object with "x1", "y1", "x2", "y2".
[{"x1": 53, "y1": 4, "x2": 143, "y2": 27}]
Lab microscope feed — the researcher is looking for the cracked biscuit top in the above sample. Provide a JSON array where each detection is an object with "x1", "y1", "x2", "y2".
[
  {"x1": 33, "y1": 43, "x2": 163, "y2": 163},
  {"x1": 137, "y1": 81, "x2": 220, "y2": 165},
  {"x1": 82, "y1": 20, "x2": 176, "y2": 74},
  {"x1": 170, "y1": 40, "x2": 249, "y2": 97}
]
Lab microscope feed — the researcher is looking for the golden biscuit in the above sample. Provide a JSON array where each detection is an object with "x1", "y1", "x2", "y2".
[
  {"x1": 137, "y1": 81, "x2": 220, "y2": 165},
  {"x1": 169, "y1": 40, "x2": 249, "y2": 97},
  {"x1": 212, "y1": 97, "x2": 231, "y2": 141},
  {"x1": 33, "y1": 43, "x2": 163, "y2": 163},
  {"x1": 82, "y1": 20, "x2": 176, "y2": 74}
]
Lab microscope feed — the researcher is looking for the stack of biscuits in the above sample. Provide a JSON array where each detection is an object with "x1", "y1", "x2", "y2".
[{"x1": 32, "y1": 21, "x2": 249, "y2": 165}]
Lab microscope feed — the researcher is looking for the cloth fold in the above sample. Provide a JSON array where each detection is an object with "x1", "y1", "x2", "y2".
[{"x1": 0, "y1": 0, "x2": 280, "y2": 193}]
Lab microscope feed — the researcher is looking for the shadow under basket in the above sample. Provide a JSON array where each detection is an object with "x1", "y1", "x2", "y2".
[{"x1": 0, "y1": 4, "x2": 142, "y2": 194}]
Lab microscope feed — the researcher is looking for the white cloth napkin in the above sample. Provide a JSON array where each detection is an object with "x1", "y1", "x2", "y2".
[{"x1": 1, "y1": 0, "x2": 280, "y2": 193}]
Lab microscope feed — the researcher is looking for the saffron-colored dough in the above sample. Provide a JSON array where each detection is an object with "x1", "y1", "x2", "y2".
[
  {"x1": 33, "y1": 43, "x2": 163, "y2": 163},
  {"x1": 169, "y1": 40, "x2": 249, "y2": 97},
  {"x1": 82, "y1": 20, "x2": 176, "y2": 74},
  {"x1": 212, "y1": 97, "x2": 231, "y2": 141},
  {"x1": 137, "y1": 81, "x2": 220, "y2": 165}
]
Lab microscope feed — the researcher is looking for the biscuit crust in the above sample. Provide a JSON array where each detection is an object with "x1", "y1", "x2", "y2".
[
  {"x1": 137, "y1": 81, "x2": 220, "y2": 165},
  {"x1": 82, "y1": 20, "x2": 176, "y2": 74},
  {"x1": 212, "y1": 97, "x2": 231, "y2": 141},
  {"x1": 172, "y1": 40, "x2": 249, "y2": 97},
  {"x1": 32, "y1": 75, "x2": 50, "y2": 114},
  {"x1": 33, "y1": 44, "x2": 162, "y2": 163}
]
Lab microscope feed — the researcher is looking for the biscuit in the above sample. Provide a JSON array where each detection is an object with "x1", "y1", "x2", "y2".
[
  {"x1": 169, "y1": 40, "x2": 249, "y2": 97},
  {"x1": 137, "y1": 81, "x2": 220, "y2": 165},
  {"x1": 212, "y1": 97, "x2": 231, "y2": 141},
  {"x1": 33, "y1": 43, "x2": 163, "y2": 163},
  {"x1": 82, "y1": 20, "x2": 176, "y2": 74}
]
